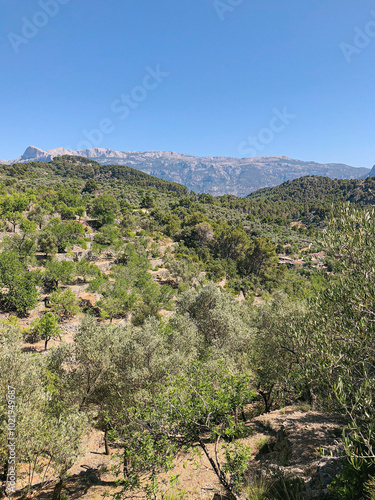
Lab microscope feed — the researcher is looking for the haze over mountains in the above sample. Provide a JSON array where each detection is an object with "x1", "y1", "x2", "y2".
[{"x1": 1, "y1": 146, "x2": 370, "y2": 197}]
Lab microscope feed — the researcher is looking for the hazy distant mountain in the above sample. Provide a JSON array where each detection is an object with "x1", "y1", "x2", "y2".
[
  {"x1": 1, "y1": 146, "x2": 370, "y2": 197},
  {"x1": 366, "y1": 165, "x2": 375, "y2": 178}
]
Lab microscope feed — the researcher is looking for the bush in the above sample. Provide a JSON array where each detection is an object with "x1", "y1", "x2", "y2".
[
  {"x1": 31, "y1": 312, "x2": 61, "y2": 350},
  {"x1": 328, "y1": 459, "x2": 375, "y2": 500},
  {"x1": 0, "y1": 251, "x2": 40, "y2": 315},
  {"x1": 50, "y1": 288, "x2": 80, "y2": 320}
]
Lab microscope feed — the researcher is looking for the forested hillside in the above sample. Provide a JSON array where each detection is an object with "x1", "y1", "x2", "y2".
[
  {"x1": 2, "y1": 155, "x2": 189, "y2": 196},
  {"x1": 245, "y1": 175, "x2": 375, "y2": 225},
  {"x1": 0, "y1": 158, "x2": 374, "y2": 500}
]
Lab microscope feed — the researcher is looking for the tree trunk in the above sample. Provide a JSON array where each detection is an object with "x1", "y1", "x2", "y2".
[
  {"x1": 0, "y1": 460, "x2": 8, "y2": 498},
  {"x1": 198, "y1": 437, "x2": 239, "y2": 500},
  {"x1": 52, "y1": 478, "x2": 63, "y2": 500},
  {"x1": 303, "y1": 384, "x2": 315, "y2": 408},
  {"x1": 44, "y1": 338, "x2": 49, "y2": 351},
  {"x1": 0, "y1": 460, "x2": 8, "y2": 482},
  {"x1": 123, "y1": 443, "x2": 131, "y2": 478},
  {"x1": 259, "y1": 387, "x2": 274, "y2": 413},
  {"x1": 104, "y1": 427, "x2": 110, "y2": 456},
  {"x1": 234, "y1": 408, "x2": 239, "y2": 428}
]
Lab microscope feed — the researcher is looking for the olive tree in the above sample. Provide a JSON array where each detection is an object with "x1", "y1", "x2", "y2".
[
  {"x1": 112, "y1": 364, "x2": 254, "y2": 500},
  {"x1": 252, "y1": 293, "x2": 309, "y2": 412},
  {"x1": 44, "y1": 260, "x2": 76, "y2": 290},
  {"x1": 177, "y1": 282, "x2": 255, "y2": 366},
  {"x1": 306, "y1": 205, "x2": 375, "y2": 472},
  {"x1": 0, "y1": 251, "x2": 40, "y2": 315},
  {"x1": 88, "y1": 194, "x2": 120, "y2": 227},
  {"x1": 50, "y1": 288, "x2": 80, "y2": 320},
  {"x1": 0, "y1": 321, "x2": 87, "y2": 499},
  {"x1": 31, "y1": 312, "x2": 61, "y2": 350}
]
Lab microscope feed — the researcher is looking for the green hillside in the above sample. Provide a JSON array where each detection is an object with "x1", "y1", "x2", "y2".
[
  {"x1": 243, "y1": 175, "x2": 375, "y2": 224},
  {"x1": 2, "y1": 155, "x2": 189, "y2": 195},
  {"x1": 0, "y1": 160, "x2": 375, "y2": 499}
]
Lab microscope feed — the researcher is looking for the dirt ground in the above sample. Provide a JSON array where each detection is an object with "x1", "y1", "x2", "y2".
[{"x1": 14, "y1": 405, "x2": 345, "y2": 500}]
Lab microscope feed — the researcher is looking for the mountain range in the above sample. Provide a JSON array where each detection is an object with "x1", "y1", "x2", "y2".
[{"x1": 1, "y1": 146, "x2": 371, "y2": 197}]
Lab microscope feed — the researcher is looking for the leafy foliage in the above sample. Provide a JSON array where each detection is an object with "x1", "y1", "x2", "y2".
[
  {"x1": 0, "y1": 252, "x2": 40, "y2": 315},
  {"x1": 31, "y1": 312, "x2": 61, "y2": 350},
  {"x1": 50, "y1": 288, "x2": 80, "y2": 320}
]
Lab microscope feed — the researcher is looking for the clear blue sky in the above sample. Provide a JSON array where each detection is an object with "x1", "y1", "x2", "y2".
[{"x1": 1, "y1": 0, "x2": 374, "y2": 167}]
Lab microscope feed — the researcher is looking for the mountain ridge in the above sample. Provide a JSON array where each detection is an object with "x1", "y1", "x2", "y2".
[{"x1": 1, "y1": 146, "x2": 370, "y2": 197}]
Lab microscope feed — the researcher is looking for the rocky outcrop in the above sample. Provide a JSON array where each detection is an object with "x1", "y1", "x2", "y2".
[{"x1": 250, "y1": 407, "x2": 346, "y2": 499}]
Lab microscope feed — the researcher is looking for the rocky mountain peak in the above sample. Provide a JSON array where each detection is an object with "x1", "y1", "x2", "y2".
[
  {"x1": 2, "y1": 146, "x2": 371, "y2": 197},
  {"x1": 20, "y1": 146, "x2": 46, "y2": 160}
]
